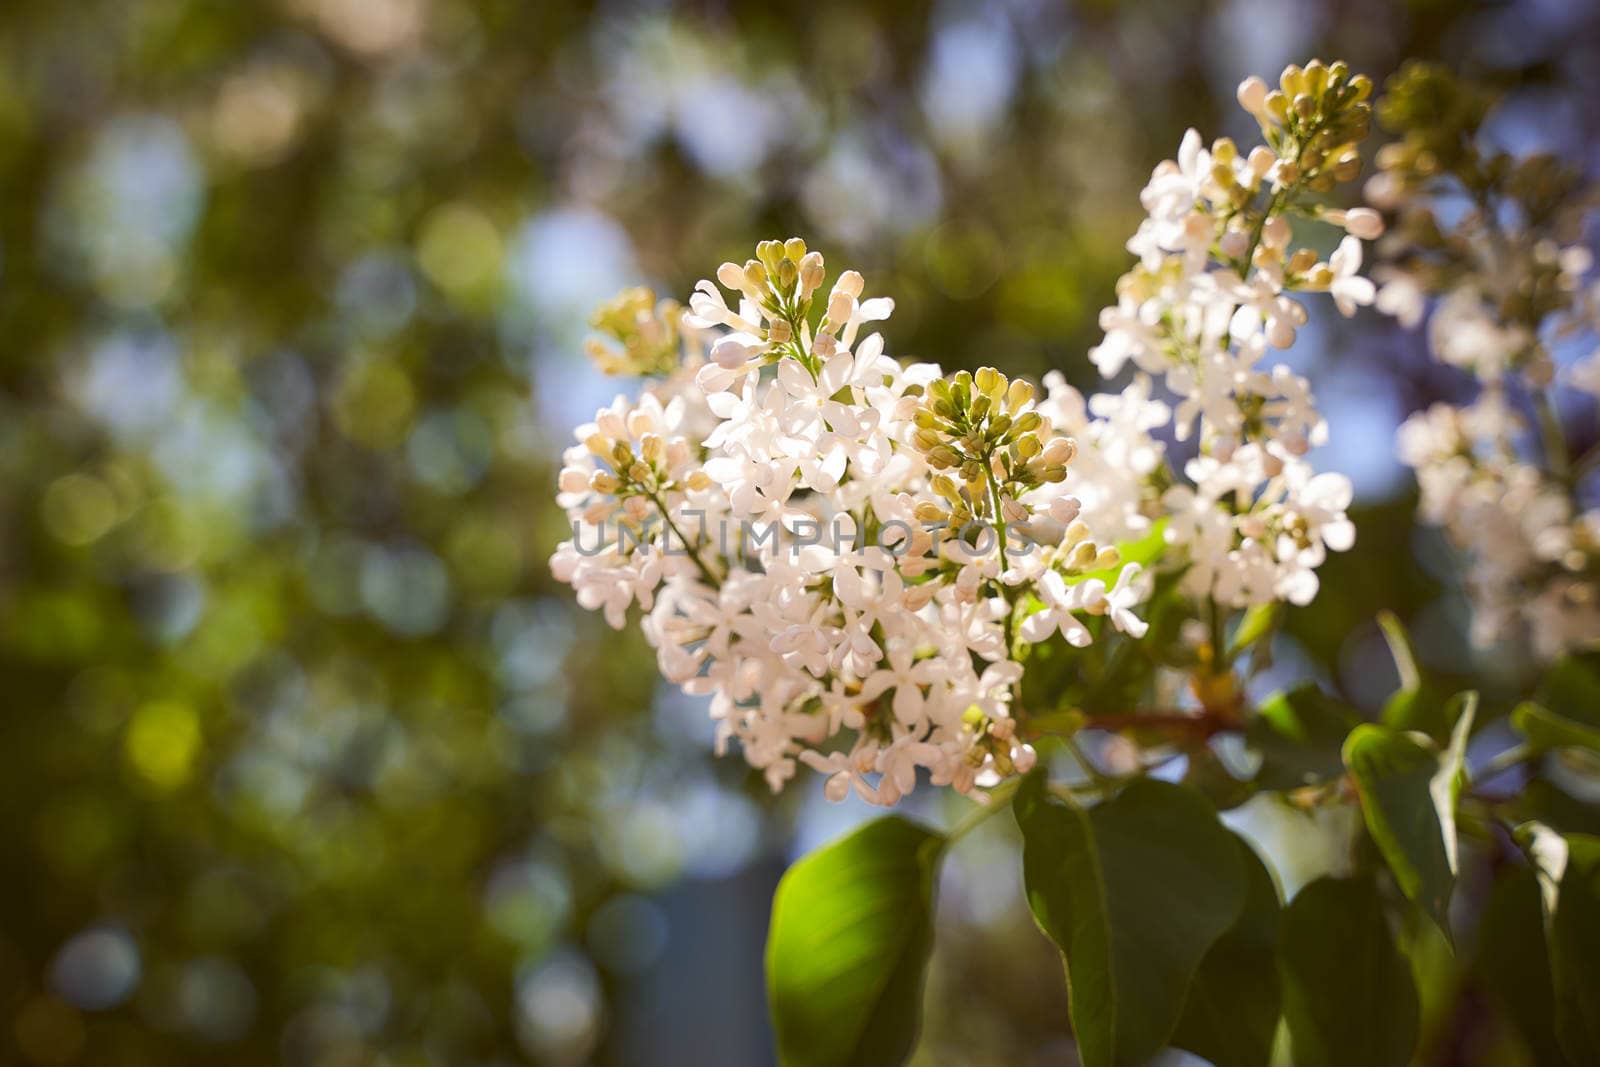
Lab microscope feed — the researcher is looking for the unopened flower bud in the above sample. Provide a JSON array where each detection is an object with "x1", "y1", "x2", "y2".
[
  {"x1": 1011, "y1": 743, "x2": 1037, "y2": 775},
  {"x1": 1342, "y1": 207, "x2": 1384, "y2": 239},
  {"x1": 1267, "y1": 317, "x2": 1297, "y2": 349},
  {"x1": 1005, "y1": 378, "x2": 1035, "y2": 411},
  {"x1": 824, "y1": 772, "x2": 851, "y2": 803},
  {"x1": 767, "y1": 319, "x2": 793, "y2": 344},
  {"x1": 799, "y1": 251, "x2": 825, "y2": 298},
  {"x1": 716, "y1": 262, "x2": 745, "y2": 290},
  {"x1": 777, "y1": 257, "x2": 799, "y2": 292},
  {"x1": 711, "y1": 336, "x2": 750, "y2": 369},
  {"x1": 1063, "y1": 518, "x2": 1091, "y2": 547},
  {"x1": 1068, "y1": 540, "x2": 1099, "y2": 569},
  {"x1": 1049, "y1": 497, "x2": 1081, "y2": 524},
  {"x1": 1237, "y1": 75, "x2": 1270, "y2": 119},
  {"x1": 591, "y1": 470, "x2": 621, "y2": 494},
  {"x1": 1040, "y1": 436, "x2": 1076, "y2": 466},
  {"x1": 1262, "y1": 215, "x2": 1292, "y2": 250},
  {"x1": 827, "y1": 291, "x2": 853, "y2": 325}
]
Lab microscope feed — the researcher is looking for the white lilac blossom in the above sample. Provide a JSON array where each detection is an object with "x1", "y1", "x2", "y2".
[
  {"x1": 551, "y1": 61, "x2": 1374, "y2": 805},
  {"x1": 1085, "y1": 59, "x2": 1371, "y2": 610},
  {"x1": 1369, "y1": 62, "x2": 1600, "y2": 662}
]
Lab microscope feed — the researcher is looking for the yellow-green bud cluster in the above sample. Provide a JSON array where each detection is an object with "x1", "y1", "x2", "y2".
[
  {"x1": 1374, "y1": 61, "x2": 1494, "y2": 177},
  {"x1": 585, "y1": 287, "x2": 685, "y2": 378},
  {"x1": 1058, "y1": 516, "x2": 1120, "y2": 576},
  {"x1": 1372, "y1": 63, "x2": 1588, "y2": 330},
  {"x1": 583, "y1": 428, "x2": 707, "y2": 509},
  {"x1": 1241, "y1": 59, "x2": 1373, "y2": 193},
  {"x1": 716, "y1": 237, "x2": 826, "y2": 353},
  {"x1": 910, "y1": 366, "x2": 1075, "y2": 522}
]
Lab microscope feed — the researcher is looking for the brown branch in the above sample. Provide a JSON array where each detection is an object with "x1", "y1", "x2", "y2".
[{"x1": 1081, "y1": 708, "x2": 1240, "y2": 740}]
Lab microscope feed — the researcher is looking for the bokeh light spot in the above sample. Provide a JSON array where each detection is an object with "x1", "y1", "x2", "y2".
[{"x1": 124, "y1": 701, "x2": 201, "y2": 791}]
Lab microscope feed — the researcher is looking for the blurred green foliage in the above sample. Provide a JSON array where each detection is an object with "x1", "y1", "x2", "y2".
[{"x1": 1, "y1": 0, "x2": 1597, "y2": 1063}]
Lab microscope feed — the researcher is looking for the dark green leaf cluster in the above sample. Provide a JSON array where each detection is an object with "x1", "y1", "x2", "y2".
[{"x1": 766, "y1": 627, "x2": 1600, "y2": 1066}]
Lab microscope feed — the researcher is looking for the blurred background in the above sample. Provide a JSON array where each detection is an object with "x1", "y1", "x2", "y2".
[{"x1": 2, "y1": 0, "x2": 1598, "y2": 1063}]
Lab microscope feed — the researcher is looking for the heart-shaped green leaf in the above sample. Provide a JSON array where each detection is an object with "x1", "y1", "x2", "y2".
[
  {"x1": 1537, "y1": 653, "x2": 1600, "y2": 728},
  {"x1": 1548, "y1": 833, "x2": 1600, "y2": 1065},
  {"x1": 1278, "y1": 876, "x2": 1419, "y2": 1067},
  {"x1": 766, "y1": 816, "x2": 943, "y2": 1067},
  {"x1": 1014, "y1": 773, "x2": 1245, "y2": 1067},
  {"x1": 1512, "y1": 701, "x2": 1600, "y2": 755},
  {"x1": 1170, "y1": 833, "x2": 1283, "y2": 1067},
  {"x1": 1342, "y1": 695, "x2": 1473, "y2": 939},
  {"x1": 1473, "y1": 863, "x2": 1568, "y2": 1066}
]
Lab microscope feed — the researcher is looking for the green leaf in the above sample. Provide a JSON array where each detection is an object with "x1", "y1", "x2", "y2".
[
  {"x1": 766, "y1": 816, "x2": 943, "y2": 1067},
  {"x1": 1248, "y1": 682, "x2": 1361, "y2": 790},
  {"x1": 1512, "y1": 701, "x2": 1600, "y2": 755},
  {"x1": 1473, "y1": 864, "x2": 1568, "y2": 1066},
  {"x1": 1229, "y1": 602, "x2": 1282, "y2": 656},
  {"x1": 1400, "y1": 908, "x2": 1458, "y2": 1058},
  {"x1": 1278, "y1": 876, "x2": 1420, "y2": 1067},
  {"x1": 1537, "y1": 653, "x2": 1600, "y2": 730},
  {"x1": 1377, "y1": 611, "x2": 1449, "y2": 738},
  {"x1": 1183, "y1": 746, "x2": 1257, "y2": 811},
  {"x1": 1013, "y1": 773, "x2": 1245, "y2": 1067},
  {"x1": 1550, "y1": 834, "x2": 1600, "y2": 1065},
  {"x1": 1517, "y1": 779, "x2": 1600, "y2": 837},
  {"x1": 1342, "y1": 695, "x2": 1473, "y2": 939},
  {"x1": 1227, "y1": 603, "x2": 1283, "y2": 677},
  {"x1": 1170, "y1": 834, "x2": 1282, "y2": 1067}
]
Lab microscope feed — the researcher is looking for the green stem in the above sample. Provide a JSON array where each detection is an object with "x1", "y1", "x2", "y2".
[
  {"x1": 945, "y1": 774, "x2": 1023, "y2": 843},
  {"x1": 646, "y1": 488, "x2": 722, "y2": 589},
  {"x1": 1065, "y1": 733, "x2": 1115, "y2": 788},
  {"x1": 1533, "y1": 388, "x2": 1570, "y2": 482},
  {"x1": 1572, "y1": 439, "x2": 1600, "y2": 483},
  {"x1": 984, "y1": 464, "x2": 1019, "y2": 659},
  {"x1": 1475, "y1": 741, "x2": 1539, "y2": 784},
  {"x1": 985, "y1": 466, "x2": 1010, "y2": 574}
]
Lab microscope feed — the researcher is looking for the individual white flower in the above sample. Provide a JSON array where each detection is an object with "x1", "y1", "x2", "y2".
[
  {"x1": 1019, "y1": 570, "x2": 1094, "y2": 647},
  {"x1": 1328, "y1": 236, "x2": 1377, "y2": 317},
  {"x1": 1076, "y1": 563, "x2": 1151, "y2": 637}
]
